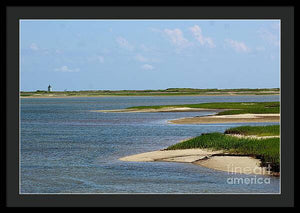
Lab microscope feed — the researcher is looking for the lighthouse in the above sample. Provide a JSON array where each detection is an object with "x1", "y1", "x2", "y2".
[{"x1": 48, "y1": 85, "x2": 52, "y2": 92}]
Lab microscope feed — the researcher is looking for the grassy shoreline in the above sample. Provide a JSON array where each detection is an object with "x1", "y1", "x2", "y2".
[
  {"x1": 224, "y1": 125, "x2": 279, "y2": 136},
  {"x1": 166, "y1": 125, "x2": 280, "y2": 172},
  {"x1": 128, "y1": 101, "x2": 280, "y2": 115}
]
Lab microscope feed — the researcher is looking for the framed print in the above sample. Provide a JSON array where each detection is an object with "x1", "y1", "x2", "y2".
[{"x1": 4, "y1": 5, "x2": 294, "y2": 207}]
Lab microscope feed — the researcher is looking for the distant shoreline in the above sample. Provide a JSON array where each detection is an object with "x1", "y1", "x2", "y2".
[
  {"x1": 20, "y1": 94, "x2": 280, "y2": 99},
  {"x1": 20, "y1": 88, "x2": 280, "y2": 98},
  {"x1": 21, "y1": 94, "x2": 280, "y2": 99}
]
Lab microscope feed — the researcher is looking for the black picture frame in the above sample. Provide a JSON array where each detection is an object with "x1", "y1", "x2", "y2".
[{"x1": 4, "y1": 6, "x2": 294, "y2": 207}]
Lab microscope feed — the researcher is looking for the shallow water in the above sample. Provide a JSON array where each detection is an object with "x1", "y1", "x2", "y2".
[{"x1": 20, "y1": 95, "x2": 280, "y2": 193}]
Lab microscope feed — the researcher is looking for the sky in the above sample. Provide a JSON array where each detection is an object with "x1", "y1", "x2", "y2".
[{"x1": 20, "y1": 20, "x2": 280, "y2": 91}]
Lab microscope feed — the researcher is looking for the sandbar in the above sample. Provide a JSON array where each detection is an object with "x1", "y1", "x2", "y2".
[
  {"x1": 169, "y1": 113, "x2": 280, "y2": 124},
  {"x1": 119, "y1": 148, "x2": 270, "y2": 175},
  {"x1": 93, "y1": 107, "x2": 220, "y2": 113}
]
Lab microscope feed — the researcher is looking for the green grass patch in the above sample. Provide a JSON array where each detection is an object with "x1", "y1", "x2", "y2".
[
  {"x1": 224, "y1": 125, "x2": 280, "y2": 136},
  {"x1": 128, "y1": 101, "x2": 280, "y2": 115},
  {"x1": 166, "y1": 128, "x2": 280, "y2": 172}
]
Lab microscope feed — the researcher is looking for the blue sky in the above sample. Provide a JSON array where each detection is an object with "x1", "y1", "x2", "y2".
[{"x1": 20, "y1": 20, "x2": 280, "y2": 91}]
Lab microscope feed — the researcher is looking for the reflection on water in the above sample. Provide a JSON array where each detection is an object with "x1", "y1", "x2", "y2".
[{"x1": 21, "y1": 95, "x2": 280, "y2": 193}]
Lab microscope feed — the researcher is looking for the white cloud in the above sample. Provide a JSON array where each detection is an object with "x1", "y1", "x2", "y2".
[
  {"x1": 141, "y1": 64, "x2": 154, "y2": 70},
  {"x1": 163, "y1": 28, "x2": 191, "y2": 47},
  {"x1": 225, "y1": 39, "x2": 250, "y2": 53},
  {"x1": 189, "y1": 25, "x2": 216, "y2": 48},
  {"x1": 135, "y1": 54, "x2": 148, "y2": 62},
  {"x1": 28, "y1": 44, "x2": 65, "y2": 56},
  {"x1": 258, "y1": 29, "x2": 280, "y2": 47},
  {"x1": 134, "y1": 53, "x2": 161, "y2": 63},
  {"x1": 54, "y1": 65, "x2": 80, "y2": 72},
  {"x1": 29, "y1": 43, "x2": 39, "y2": 51},
  {"x1": 116, "y1": 36, "x2": 134, "y2": 50}
]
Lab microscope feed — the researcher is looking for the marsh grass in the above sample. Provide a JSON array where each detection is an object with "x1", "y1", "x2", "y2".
[
  {"x1": 224, "y1": 125, "x2": 280, "y2": 136},
  {"x1": 128, "y1": 102, "x2": 280, "y2": 115},
  {"x1": 166, "y1": 128, "x2": 280, "y2": 172}
]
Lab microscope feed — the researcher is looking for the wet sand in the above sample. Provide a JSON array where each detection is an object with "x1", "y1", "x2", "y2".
[
  {"x1": 93, "y1": 107, "x2": 220, "y2": 113},
  {"x1": 169, "y1": 113, "x2": 280, "y2": 124},
  {"x1": 120, "y1": 149, "x2": 223, "y2": 162},
  {"x1": 94, "y1": 107, "x2": 279, "y2": 124},
  {"x1": 194, "y1": 156, "x2": 268, "y2": 175},
  {"x1": 119, "y1": 149, "x2": 269, "y2": 175}
]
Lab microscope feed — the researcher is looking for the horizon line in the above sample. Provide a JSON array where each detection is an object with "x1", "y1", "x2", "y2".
[{"x1": 20, "y1": 87, "x2": 280, "y2": 92}]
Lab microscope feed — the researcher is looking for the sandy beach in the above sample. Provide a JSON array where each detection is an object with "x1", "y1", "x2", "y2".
[
  {"x1": 120, "y1": 149, "x2": 223, "y2": 162},
  {"x1": 95, "y1": 106, "x2": 280, "y2": 124},
  {"x1": 119, "y1": 148, "x2": 269, "y2": 175},
  {"x1": 93, "y1": 107, "x2": 220, "y2": 113},
  {"x1": 169, "y1": 113, "x2": 280, "y2": 124},
  {"x1": 194, "y1": 156, "x2": 268, "y2": 175}
]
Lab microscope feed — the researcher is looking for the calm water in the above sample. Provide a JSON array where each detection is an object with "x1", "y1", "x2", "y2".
[{"x1": 21, "y1": 95, "x2": 280, "y2": 193}]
